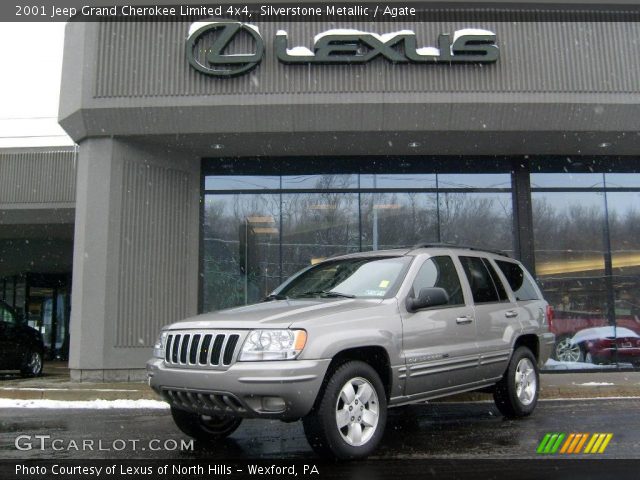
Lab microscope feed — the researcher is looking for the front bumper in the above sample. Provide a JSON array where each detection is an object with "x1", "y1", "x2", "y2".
[{"x1": 146, "y1": 357, "x2": 330, "y2": 420}]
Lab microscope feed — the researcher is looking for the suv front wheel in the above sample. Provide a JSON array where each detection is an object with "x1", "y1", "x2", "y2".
[
  {"x1": 170, "y1": 407, "x2": 242, "y2": 442},
  {"x1": 303, "y1": 360, "x2": 387, "y2": 459},
  {"x1": 493, "y1": 346, "x2": 539, "y2": 418}
]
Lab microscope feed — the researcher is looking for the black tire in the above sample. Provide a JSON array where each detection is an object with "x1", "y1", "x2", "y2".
[
  {"x1": 170, "y1": 407, "x2": 242, "y2": 442},
  {"x1": 303, "y1": 360, "x2": 387, "y2": 460},
  {"x1": 493, "y1": 347, "x2": 539, "y2": 418},
  {"x1": 20, "y1": 350, "x2": 43, "y2": 377}
]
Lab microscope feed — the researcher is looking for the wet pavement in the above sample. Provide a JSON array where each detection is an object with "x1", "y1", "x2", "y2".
[{"x1": 1, "y1": 398, "x2": 639, "y2": 460}]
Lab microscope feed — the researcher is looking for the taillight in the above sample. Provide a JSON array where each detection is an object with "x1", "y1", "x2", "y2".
[{"x1": 546, "y1": 305, "x2": 555, "y2": 329}]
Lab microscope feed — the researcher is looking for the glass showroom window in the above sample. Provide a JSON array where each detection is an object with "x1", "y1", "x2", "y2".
[
  {"x1": 360, "y1": 192, "x2": 439, "y2": 250},
  {"x1": 533, "y1": 170, "x2": 640, "y2": 370},
  {"x1": 203, "y1": 166, "x2": 514, "y2": 312},
  {"x1": 281, "y1": 192, "x2": 360, "y2": 278},
  {"x1": 202, "y1": 193, "x2": 281, "y2": 311}
]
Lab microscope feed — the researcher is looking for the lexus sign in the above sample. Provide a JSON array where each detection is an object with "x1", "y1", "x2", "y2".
[
  {"x1": 186, "y1": 21, "x2": 265, "y2": 76},
  {"x1": 186, "y1": 21, "x2": 499, "y2": 77}
]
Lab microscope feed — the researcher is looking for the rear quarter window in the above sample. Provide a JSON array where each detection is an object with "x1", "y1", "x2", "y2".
[
  {"x1": 460, "y1": 256, "x2": 503, "y2": 304},
  {"x1": 496, "y1": 260, "x2": 540, "y2": 301}
]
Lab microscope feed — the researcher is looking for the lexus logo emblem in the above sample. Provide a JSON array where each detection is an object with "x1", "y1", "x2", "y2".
[
  {"x1": 186, "y1": 21, "x2": 498, "y2": 77},
  {"x1": 186, "y1": 21, "x2": 265, "y2": 77}
]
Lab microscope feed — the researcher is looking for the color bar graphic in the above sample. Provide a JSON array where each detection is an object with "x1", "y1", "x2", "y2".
[{"x1": 537, "y1": 433, "x2": 613, "y2": 454}]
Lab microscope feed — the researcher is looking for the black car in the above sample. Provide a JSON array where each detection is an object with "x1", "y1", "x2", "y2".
[{"x1": 0, "y1": 300, "x2": 44, "y2": 376}]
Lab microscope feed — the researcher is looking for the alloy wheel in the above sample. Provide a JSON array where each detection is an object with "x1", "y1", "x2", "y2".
[
  {"x1": 335, "y1": 377, "x2": 380, "y2": 447},
  {"x1": 555, "y1": 337, "x2": 581, "y2": 362},
  {"x1": 515, "y1": 358, "x2": 537, "y2": 406},
  {"x1": 28, "y1": 352, "x2": 42, "y2": 375}
]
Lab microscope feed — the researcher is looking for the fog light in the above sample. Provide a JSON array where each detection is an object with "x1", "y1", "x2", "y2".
[{"x1": 261, "y1": 396, "x2": 286, "y2": 412}]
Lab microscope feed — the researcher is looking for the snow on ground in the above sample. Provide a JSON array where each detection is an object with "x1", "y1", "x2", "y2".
[
  {"x1": 0, "y1": 399, "x2": 169, "y2": 409},
  {"x1": 544, "y1": 358, "x2": 611, "y2": 370},
  {"x1": 0, "y1": 387, "x2": 136, "y2": 392}
]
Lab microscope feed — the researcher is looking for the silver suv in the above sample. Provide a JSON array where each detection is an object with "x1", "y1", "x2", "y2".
[{"x1": 147, "y1": 245, "x2": 554, "y2": 459}]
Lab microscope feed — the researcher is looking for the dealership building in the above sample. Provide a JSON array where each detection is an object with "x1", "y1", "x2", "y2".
[{"x1": 2, "y1": 0, "x2": 640, "y2": 380}]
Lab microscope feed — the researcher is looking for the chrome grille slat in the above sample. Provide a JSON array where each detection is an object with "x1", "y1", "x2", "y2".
[
  {"x1": 205, "y1": 334, "x2": 216, "y2": 365},
  {"x1": 179, "y1": 334, "x2": 190, "y2": 364},
  {"x1": 199, "y1": 334, "x2": 212, "y2": 365},
  {"x1": 184, "y1": 335, "x2": 193, "y2": 365},
  {"x1": 165, "y1": 335, "x2": 173, "y2": 362},
  {"x1": 210, "y1": 334, "x2": 225, "y2": 366},
  {"x1": 171, "y1": 334, "x2": 181, "y2": 363},
  {"x1": 217, "y1": 335, "x2": 229, "y2": 366},
  {"x1": 189, "y1": 334, "x2": 202, "y2": 365},
  {"x1": 164, "y1": 330, "x2": 243, "y2": 370},
  {"x1": 223, "y1": 334, "x2": 240, "y2": 365}
]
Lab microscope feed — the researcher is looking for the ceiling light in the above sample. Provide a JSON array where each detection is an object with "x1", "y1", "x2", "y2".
[
  {"x1": 246, "y1": 216, "x2": 275, "y2": 224},
  {"x1": 309, "y1": 204, "x2": 337, "y2": 210},
  {"x1": 252, "y1": 227, "x2": 279, "y2": 234}
]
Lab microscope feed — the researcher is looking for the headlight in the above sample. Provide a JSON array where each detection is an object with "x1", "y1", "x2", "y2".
[
  {"x1": 152, "y1": 331, "x2": 168, "y2": 358},
  {"x1": 239, "y1": 329, "x2": 307, "y2": 361}
]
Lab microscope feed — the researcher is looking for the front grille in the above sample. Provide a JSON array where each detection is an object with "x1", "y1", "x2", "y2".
[
  {"x1": 163, "y1": 389, "x2": 246, "y2": 415},
  {"x1": 164, "y1": 331, "x2": 241, "y2": 368}
]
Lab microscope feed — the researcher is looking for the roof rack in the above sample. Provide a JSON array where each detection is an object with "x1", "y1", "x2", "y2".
[{"x1": 410, "y1": 242, "x2": 511, "y2": 258}]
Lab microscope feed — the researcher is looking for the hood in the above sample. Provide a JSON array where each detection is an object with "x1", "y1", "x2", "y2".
[{"x1": 166, "y1": 298, "x2": 385, "y2": 330}]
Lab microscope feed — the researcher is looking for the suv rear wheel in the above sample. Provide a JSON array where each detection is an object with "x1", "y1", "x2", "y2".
[
  {"x1": 170, "y1": 407, "x2": 242, "y2": 442},
  {"x1": 493, "y1": 346, "x2": 539, "y2": 418},
  {"x1": 303, "y1": 360, "x2": 387, "y2": 460}
]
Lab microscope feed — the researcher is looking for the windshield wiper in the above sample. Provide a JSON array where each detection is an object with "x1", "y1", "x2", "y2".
[
  {"x1": 263, "y1": 293, "x2": 289, "y2": 302},
  {"x1": 299, "y1": 290, "x2": 356, "y2": 299}
]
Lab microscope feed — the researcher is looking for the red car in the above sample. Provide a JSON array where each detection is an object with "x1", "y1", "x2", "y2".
[
  {"x1": 570, "y1": 327, "x2": 640, "y2": 366},
  {"x1": 549, "y1": 309, "x2": 640, "y2": 363}
]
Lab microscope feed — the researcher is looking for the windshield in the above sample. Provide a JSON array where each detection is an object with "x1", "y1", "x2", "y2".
[{"x1": 274, "y1": 256, "x2": 412, "y2": 299}]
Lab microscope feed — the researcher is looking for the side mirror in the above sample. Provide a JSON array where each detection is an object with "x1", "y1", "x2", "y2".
[{"x1": 406, "y1": 287, "x2": 449, "y2": 312}]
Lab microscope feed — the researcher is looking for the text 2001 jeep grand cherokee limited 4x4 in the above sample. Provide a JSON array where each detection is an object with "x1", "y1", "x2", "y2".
[{"x1": 147, "y1": 245, "x2": 554, "y2": 459}]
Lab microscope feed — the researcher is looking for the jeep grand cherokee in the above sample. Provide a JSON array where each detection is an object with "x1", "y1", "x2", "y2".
[{"x1": 147, "y1": 245, "x2": 554, "y2": 459}]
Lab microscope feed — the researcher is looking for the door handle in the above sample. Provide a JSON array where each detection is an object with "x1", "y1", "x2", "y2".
[
  {"x1": 505, "y1": 310, "x2": 519, "y2": 318},
  {"x1": 456, "y1": 316, "x2": 473, "y2": 325}
]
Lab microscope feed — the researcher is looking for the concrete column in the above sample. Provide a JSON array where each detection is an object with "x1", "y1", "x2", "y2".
[{"x1": 69, "y1": 138, "x2": 200, "y2": 381}]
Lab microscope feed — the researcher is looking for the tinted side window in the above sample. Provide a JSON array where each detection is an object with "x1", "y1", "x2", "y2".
[
  {"x1": 496, "y1": 260, "x2": 540, "y2": 301},
  {"x1": 460, "y1": 256, "x2": 501, "y2": 304},
  {"x1": 411, "y1": 256, "x2": 465, "y2": 306},
  {"x1": 482, "y1": 259, "x2": 509, "y2": 301}
]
